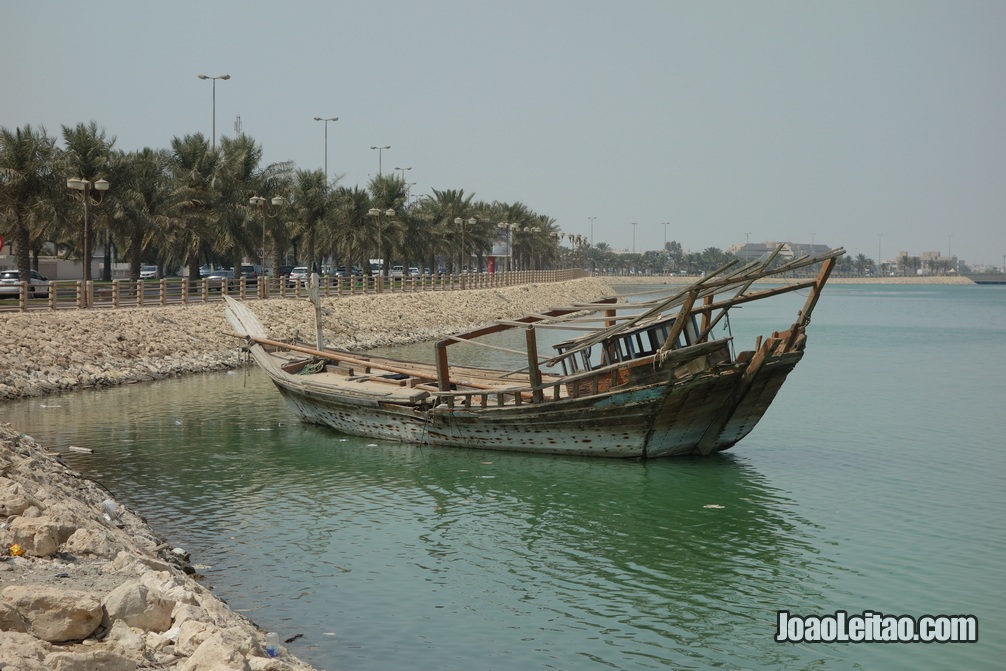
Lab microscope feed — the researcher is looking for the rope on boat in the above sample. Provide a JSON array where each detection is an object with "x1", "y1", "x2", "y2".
[
  {"x1": 296, "y1": 359, "x2": 327, "y2": 375},
  {"x1": 725, "y1": 311, "x2": 735, "y2": 361}
]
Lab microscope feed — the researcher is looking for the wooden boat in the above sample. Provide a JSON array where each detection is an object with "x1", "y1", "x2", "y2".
[{"x1": 224, "y1": 246, "x2": 843, "y2": 458}]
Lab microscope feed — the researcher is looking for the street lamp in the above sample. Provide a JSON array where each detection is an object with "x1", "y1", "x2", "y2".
[
  {"x1": 631, "y1": 222, "x2": 638, "y2": 254},
  {"x1": 67, "y1": 177, "x2": 110, "y2": 306},
  {"x1": 368, "y1": 208, "x2": 395, "y2": 289},
  {"x1": 662, "y1": 222, "x2": 670, "y2": 250},
  {"x1": 248, "y1": 197, "x2": 285, "y2": 285},
  {"x1": 395, "y1": 166, "x2": 412, "y2": 183},
  {"x1": 878, "y1": 233, "x2": 883, "y2": 275},
  {"x1": 197, "y1": 74, "x2": 230, "y2": 150},
  {"x1": 454, "y1": 217, "x2": 476, "y2": 283},
  {"x1": 588, "y1": 216, "x2": 596, "y2": 246},
  {"x1": 498, "y1": 221, "x2": 515, "y2": 273},
  {"x1": 370, "y1": 145, "x2": 390, "y2": 175},
  {"x1": 313, "y1": 116, "x2": 339, "y2": 184}
]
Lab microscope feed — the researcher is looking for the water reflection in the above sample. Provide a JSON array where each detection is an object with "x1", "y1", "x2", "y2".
[{"x1": 3, "y1": 369, "x2": 842, "y2": 669}]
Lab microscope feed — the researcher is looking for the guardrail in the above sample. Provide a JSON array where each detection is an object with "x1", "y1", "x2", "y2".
[{"x1": 0, "y1": 269, "x2": 587, "y2": 312}]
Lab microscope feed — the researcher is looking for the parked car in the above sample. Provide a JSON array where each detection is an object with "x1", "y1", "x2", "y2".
[
  {"x1": 239, "y1": 264, "x2": 261, "y2": 284},
  {"x1": 334, "y1": 265, "x2": 362, "y2": 278},
  {"x1": 287, "y1": 266, "x2": 310, "y2": 286},
  {"x1": 139, "y1": 265, "x2": 158, "y2": 279},
  {"x1": 408, "y1": 267, "x2": 421, "y2": 277},
  {"x1": 275, "y1": 265, "x2": 296, "y2": 278},
  {"x1": 390, "y1": 265, "x2": 405, "y2": 278},
  {"x1": 0, "y1": 269, "x2": 49, "y2": 298}
]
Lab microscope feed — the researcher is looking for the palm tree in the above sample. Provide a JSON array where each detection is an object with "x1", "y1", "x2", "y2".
[
  {"x1": 0, "y1": 124, "x2": 59, "y2": 280},
  {"x1": 854, "y1": 253, "x2": 870, "y2": 276},
  {"x1": 215, "y1": 134, "x2": 263, "y2": 270},
  {"x1": 62, "y1": 121, "x2": 115, "y2": 282},
  {"x1": 329, "y1": 186, "x2": 373, "y2": 272},
  {"x1": 426, "y1": 188, "x2": 476, "y2": 273},
  {"x1": 289, "y1": 169, "x2": 330, "y2": 272},
  {"x1": 367, "y1": 174, "x2": 410, "y2": 269},
  {"x1": 110, "y1": 148, "x2": 175, "y2": 280},
  {"x1": 168, "y1": 133, "x2": 221, "y2": 280}
]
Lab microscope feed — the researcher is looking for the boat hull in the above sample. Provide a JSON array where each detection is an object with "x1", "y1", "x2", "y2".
[{"x1": 261, "y1": 347, "x2": 803, "y2": 459}]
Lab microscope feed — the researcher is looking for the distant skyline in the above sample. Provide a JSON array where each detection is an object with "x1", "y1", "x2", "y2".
[{"x1": 3, "y1": 1, "x2": 1004, "y2": 266}]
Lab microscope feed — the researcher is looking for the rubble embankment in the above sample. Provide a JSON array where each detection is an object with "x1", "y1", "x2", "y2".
[{"x1": 0, "y1": 278, "x2": 613, "y2": 671}]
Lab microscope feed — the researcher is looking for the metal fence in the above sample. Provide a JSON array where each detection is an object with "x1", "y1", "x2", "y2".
[{"x1": 0, "y1": 269, "x2": 588, "y2": 312}]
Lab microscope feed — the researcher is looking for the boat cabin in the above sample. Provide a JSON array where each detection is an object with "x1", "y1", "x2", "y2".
[{"x1": 552, "y1": 313, "x2": 702, "y2": 376}]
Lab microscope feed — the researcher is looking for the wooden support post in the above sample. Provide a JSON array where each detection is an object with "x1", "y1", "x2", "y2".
[
  {"x1": 525, "y1": 326, "x2": 543, "y2": 403},
  {"x1": 436, "y1": 341, "x2": 451, "y2": 392},
  {"x1": 659, "y1": 290, "x2": 697, "y2": 355}
]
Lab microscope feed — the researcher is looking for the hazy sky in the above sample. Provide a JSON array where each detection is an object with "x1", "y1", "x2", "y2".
[{"x1": 4, "y1": 1, "x2": 1005, "y2": 266}]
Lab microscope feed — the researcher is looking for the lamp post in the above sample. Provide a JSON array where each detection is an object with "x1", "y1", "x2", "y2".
[
  {"x1": 250, "y1": 195, "x2": 287, "y2": 287},
  {"x1": 662, "y1": 222, "x2": 670, "y2": 251},
  {"x1": 588, "y1": 216, "x2": 596, "y2": 246},
  {"x1": 395, "y1": 166, "x2": 412, "y2": 184},
  {"x1": 67, "y1": 177, "x2": 110, "y2": 307},
  {"x1": 197, "y1": 74, "x2": 230, "y2": 150},
  {"x1": 454, "y1": 216, "x2": 476, "y2": 286},
  {"x1": 313, "y1": 116, "x2": 339, "y2": 184},
  {"x1": 631, "y1": 222, "x2": 638, "y2": 254},
  {"x1": 497, "y1": 222, "x2": 509, "y2": 273},
  {"x1": 368, "y1": 208, "x2": 395, "y2": 291},
  {"x1": 370, "y1": 145, "x2": 390, "y2": 175},
  {"x1": 878, "y1": 233, "x2": 883, "y2": 276}
]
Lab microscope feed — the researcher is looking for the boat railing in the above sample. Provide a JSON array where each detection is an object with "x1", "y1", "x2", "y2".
[{"x1": 430, "y1": 340, "x2": 731, "y2": 410}]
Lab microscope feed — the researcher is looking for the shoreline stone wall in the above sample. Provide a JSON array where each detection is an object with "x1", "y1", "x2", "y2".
[
  {"x1": 1, "y1": 278, "x2": 614, "y2": 401},
  {"x1": 0, "y1": 278, "x2": 613, "y2": 670}
]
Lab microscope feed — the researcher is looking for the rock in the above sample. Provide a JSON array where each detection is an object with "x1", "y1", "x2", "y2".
[
  {"x1": 177, "y1": 630, "x2": 251, "y2": 671},
  {"x1": 7, "y1": 515, "x2": 75, "y2": 556},
  {"x1": 0, "y1": 630, "x2": 54, "y2": 671},
  {"x1": 1, "y1": 585, "x2": 103, "y2": 643},
  {"x1": 102, "y1": 581, "x2": 175, "y2": 632},
  {"x1": 0, "y1": 600, "x2": 28, "y2": 632},
  {"x1": 0, "y1": 477, "x2": 39, "y2": 516},
  {"x1": 43, "y1": 649, "x2": 137, "y2": 671},
  {"x1": 104, "y1": 619, "x2": 148, "y2": 658},
  {"x1": 63, "y1": 527, "x2": 124, "y2": 559}
]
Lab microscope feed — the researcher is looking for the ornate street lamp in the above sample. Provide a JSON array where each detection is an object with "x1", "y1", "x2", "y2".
[
  {"x1": 248, "y1": 195, "x2": 287, "y2": 287},
  {"x1": 67, "y1": 177, "x2": 110, "y2": 306},
  {"x1": 368, "y1": 208, "x2": 395, "y2": 290}
]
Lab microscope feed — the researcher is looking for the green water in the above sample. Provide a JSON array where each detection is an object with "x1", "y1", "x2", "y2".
[{"x1": 3, "y1": 284, "x2": 1004, "y2": 670}]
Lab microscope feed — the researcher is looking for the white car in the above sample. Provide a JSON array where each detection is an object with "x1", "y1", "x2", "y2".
[
  {"x1": 390, "y1": 265, "x2": 405, "y2": 278},
  {"x1": 287, "y1": 266, "x2": 310, "y2": 286},
  {"x1": 0, "y1": 269, "x2": 50, "y2": 298},
  {"x1": 139, "y1": 265, "x2": 158, "y2": 279}
]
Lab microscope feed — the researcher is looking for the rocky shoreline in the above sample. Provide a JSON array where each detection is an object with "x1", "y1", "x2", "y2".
[{"x1": 0, "y1": 278, "x2": 613, "y2": 671}]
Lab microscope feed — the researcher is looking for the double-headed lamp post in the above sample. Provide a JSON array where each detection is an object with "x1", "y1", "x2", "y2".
[
  {"x1": 197, "y1": 74, "x2": 230, "y2": 150},
  {"x1": 249, "y1": 194, "x2": 287, "y2": 270},
  {"x1": 368, "y1": 208, "x2": 395, "y2": 290},
  {"x1": 370, "y1": 145, "x2": 390, "y2": 175},
  {"x1": 67, "y1": 177, "x2": 110, "y2": 306},
  {"x1": 313, "y1": 116, "x2": 339, "y2": 184}
]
